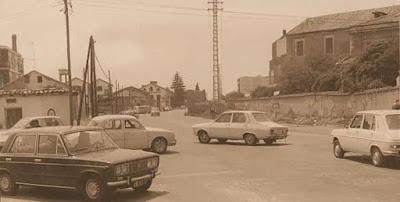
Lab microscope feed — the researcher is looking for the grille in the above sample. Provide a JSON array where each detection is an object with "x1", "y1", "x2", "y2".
[{"x1": 129, "y1": 159, "x2": 149, "y2": 174}]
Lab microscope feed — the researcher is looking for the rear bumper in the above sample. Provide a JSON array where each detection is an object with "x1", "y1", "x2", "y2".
[
  {"x1": 382, "y1": 150, "x2": 400, "y2": 157},
  {"x1": 107, "y1": 171, "x2": 160, "y2": 187},
  {"x1": 266, "y1": 133, "x2": 288, "y2": 140},
  {"x1": 169, "y1": 139, "x2": 177, "y2": 146}
]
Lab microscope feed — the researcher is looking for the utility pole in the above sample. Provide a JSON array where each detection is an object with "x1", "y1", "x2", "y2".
[
  {"x1": 63, "y1": 0, "x2": 74, "y2": 125},
  {"x1": 90, "y1": 37, "x2": 98, "y2": 117},
  {"x1": 208, "y1": 0, "x2": 223, "y2": 101}
]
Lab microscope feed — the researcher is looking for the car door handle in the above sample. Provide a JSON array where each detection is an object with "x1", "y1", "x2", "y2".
[{"x1": 34, "y1": 159, "x2": 42, "y2": 163}]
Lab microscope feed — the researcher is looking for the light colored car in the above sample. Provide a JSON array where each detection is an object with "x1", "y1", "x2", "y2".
[
  {"x1": 150, "y1": 107, "x2": 161, "y2": 117},
  {"x1": 88, "y1": 115, "x2": 177, "y2": 153},
  {"x1": 0, "y1": 116, "x2": 63, "y2": 149},
  {"x1": 192, "y1": 111, "x2": 289, "y2": 145},
  {"x1": 332, "y1": 110, "x2": 400, "y2": 167}
]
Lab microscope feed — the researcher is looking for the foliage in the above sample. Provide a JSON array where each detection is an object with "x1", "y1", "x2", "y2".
[
  {"x1": 250, "y1": 86, "x2": 277, "y2": 98},
  {"x1": 225, "y1": 91, "x2": 245, "y2": 100},
  {"x1": 195, "y1": 83, "x2": 200, "y2": 91},
  {"x1": 171, "y1": 72, "x2": 186, "y2": 107}
]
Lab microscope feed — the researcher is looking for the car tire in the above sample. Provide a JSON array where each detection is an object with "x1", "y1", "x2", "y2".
[
  {"x1": 263, "y1": 139, "x2": 274, "y2": 145},
  {"x1": 132, "y1": 180, "x2": 152, "y2": 193},
  {"x1": 0, "y1": 172, "x2": 18, "y2": 195},
  {"x1": 217, "y1": 138, "x2": 227, "y2": 144},
  {"x1": 198, "y1": 131, "x2": 211, "y2": 144},
  {"x1": 244, "y1": 134, "x2": 258, "y2": 146},
  {"x1": 371, "y1": 147, "x2": 385, "y2": 167},
  {"x1": 333, "y1": 139, "x2": 345, "y2": 159},
  {"x1": 82, "y1": 175, "x2": 108, "y2": 202},
  {"x1": 151, "y1": 137, "x2": 168, "y2": 154}
]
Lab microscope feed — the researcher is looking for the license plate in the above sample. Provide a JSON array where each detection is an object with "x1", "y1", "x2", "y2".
[{"x1": 132, "y1": 179, "x2": 146, "y2": 188}]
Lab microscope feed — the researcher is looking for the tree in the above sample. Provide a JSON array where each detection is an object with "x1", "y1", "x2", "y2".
[
  {"x1": 171, "y1": 72, "x2": 186, "y2": 107},
  {"x1": 225, "y1": 91, "x2": 245, "y2": 100},
  {"x1": 195, "y1": 83, "x2": 200, "y2": 91},
  {"x1": 250, "y1": 86, "x2": 276, "y2": 98}
]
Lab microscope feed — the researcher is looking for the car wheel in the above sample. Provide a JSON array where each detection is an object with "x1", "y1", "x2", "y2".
[
  {"x1": 244, "y1": 134, "x2": 258, "y2": 146},
  {"x1": 132, "y1": 180, "x2": 152, "y2": 193},
  {"x1": 82, "y1": 175, "x2": 108, "y2": 202},
  {"x1": 371, "y1": 147, "x2": 385, "y2": 167},
  {"x1": 151, "y1": 137, "x2": 168, "y2": 154},
  {"x1": 263, "y1": 139, "x2": 274, "y2": 145},
  {"x1": 217, "y1": 138, "x2": 227, "y2": 144},
  {"x1": 333, "y1": 139, "x2": 345, "y2": 158},
  {"x1": 198, "y1": 131, "x2": 211, "y2": 144},
  {"x1": 0, "y1": 172, "x2": 17, "y2": 195}
]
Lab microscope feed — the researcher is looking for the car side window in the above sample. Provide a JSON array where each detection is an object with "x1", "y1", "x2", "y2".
[
  {"x1": 125, "y1": 120, "x2": 141, "y2": 129},
  {"x1": 215, "y1": 113, "x2": 232, "y2": 123},
  {"x1": 104, "y1": 120, "x2": 122, "y2": 130},
  {"x1": 350, "y1": 115, "x2": 363, "y2": 129},
  {"x1": 38, "y1": 135, "x2": 57, "y2": 155},
  {"x1": 104, "y1": 120, "x2": 113, "y2": 129},
  {"x1": 9, "y1": 135, "x2": 36, "y2": 154},
  {"x1": 362, "y1": 114, "x2": 375, "y2": 130},
  {"x1": 232, "y1": 113, "x2": 246, "y2": 123},
  {"x1": 57, "y1": 138, "x2": 67, "y2": 155}
]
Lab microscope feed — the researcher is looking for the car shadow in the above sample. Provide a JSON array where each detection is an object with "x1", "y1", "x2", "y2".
[
  {"x1": 161, "y1": 150, "x2": 180, "y2": 155},
  {"x1": 3, "y1": 186, "x2": 168, "y2": 202},
  {"x1": 207, "y1": 141, "x2": 292, "y2": 147},
  {"x1": 343, "y1": 155, "x2": 400, "y2": 170}
]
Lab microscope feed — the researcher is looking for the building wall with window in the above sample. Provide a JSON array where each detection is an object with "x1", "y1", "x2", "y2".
[
  {"x1": 140, "y1": 81, "x2": 172, "y2": 110},
  {"x1": 1, "y1": 70, "x2": 68, "y2": 90},
  {"x1": 0, "y1": 37, "x2": 24, "y2": 88}
]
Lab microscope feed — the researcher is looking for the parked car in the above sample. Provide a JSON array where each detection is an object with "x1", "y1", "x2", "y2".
[
  {"x1": 134, "y1": 105, "x2": 151, "y2": 114},
  {"x1": 0, "y1": 126, "x2": 159, "y2": 201},
  {"x1": 150, "y1": 107, "x2": 161, "y2": 117},
  {"x1": 192, "y1": 111, "x2": 289, "y2": 145},
  {"x1": 332, "y1": 110, "x2": 400, "y2": 167},
  {"x1": 0, "y1": 116, "x2": 64, "y2": 150},
  {"x1": 88, "y1": 115, "x2": 176, "y2": 153}
]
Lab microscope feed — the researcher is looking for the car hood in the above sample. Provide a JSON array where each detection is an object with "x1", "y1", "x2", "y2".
[
  {"x1": 74, "y1": 149, "x2": 158, "y2": 164},
  {"x1": 258, "y1": 121, "x2": 286, "y2": 128},
  {"x1": 0, "y1": 129, "x2": 17, "y2": 142},
  {"x1": 145, "y1": 127, "x2": 173, "y2": 134},
  {"x1": 388, "y1": 130, "x2": 400, "y2": 140},
  {"x1": 192, "y1": 122, "x2": 212, "y2": 128}
]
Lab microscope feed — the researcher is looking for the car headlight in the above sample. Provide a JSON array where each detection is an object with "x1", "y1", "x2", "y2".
[
  {"x1": 391, "y1": 145, "x2": 400, "y2": 150},
  {"x1": 115, "y1": 163, "x2": 130, "y2": 176},
  {"x1": 147, "y1": 158, "x2": 158, "y2": 169}
]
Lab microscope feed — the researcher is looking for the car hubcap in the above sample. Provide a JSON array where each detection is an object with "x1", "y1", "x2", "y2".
[
  {"x1": 247, "y1": 136, "x2": 254, "y2": 144},
  {"x1": 334, "y1": 144, "x2": 341, "y2": 156},
  {"x1": 200, "y1": 133, "x2": 208, "y2": 142},
  {"x1": 372, "y1": 151, "x2": 380, "y2": 165},
  {"x1": 154, "y1": 139, "x2": 166, "y2": 152},
  {"x1": 0, "y1": 176, "x2": 10, "y2": 191},
  {"x1": 86, "y1": 179, "x2": 100, "y2": 199}
]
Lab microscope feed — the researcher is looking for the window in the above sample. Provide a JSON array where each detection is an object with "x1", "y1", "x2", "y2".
[
  {"x1": 10, "y1": 135, "x2": 36, "y2": 154},
  {"x1": 57, "y1": 138, "x2": 66, "y2": 155},
  {"x1": 96, "y1": 86, "x2": 103, "y2": 92},
  {"x1": 215, "y1": 113, "x2": 232, "y2": 123},
  {"x1": 38, "y1": 135, "x2": 57, "y2": 155},
  {"x1": 24, "y1": 75, "x2": 30, "y2": 83},
  {"x1": 295, "y1": 39, "x2": 304, "y2": 56},
  {"x1": 252, "y1": 113, "x2": 271, "y2": 122},
  {"x1": 386, "y1": 114, "x2": 400, "y2": 130},
  {"x1": 350, "y1": 115, "x2": 363, "y2": 129},
  {"x1": 362, "y1": 114, "x2": 375, "y2": 130},
  {"x1": 232, "y1": 113, "x2": 246, "y2": 123},
  {"x1": 125, "y1": 119, "x2": 142, "y2": 129},
  {"x1": 6, "y1": 98, "x2": 16, "y2": 103},
  {"x1": 149, "y1": 87, "x2": 153, "y2": 92},
  {"x1": 37, "y1": 76, "x2": 43, "y2": 83},
  {"x1": 324, "y1": 36, "x2": 334, "y2": 54},
  {"x1": 104, "y1": 120, "x2": 122, "y2": 130}
]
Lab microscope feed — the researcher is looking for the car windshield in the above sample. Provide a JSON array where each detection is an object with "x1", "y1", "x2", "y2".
[
  {"x1": 62, "y1": 130, "x2": 118, "y2": 155},
  {"x1": 11, "y1": 118, "x2": 31, "y2": 129},
  {"x1": 386, "y1": 114, "x2": 400, "y2": 130},
  {"x1": 252, "y1": 113, "x2": 271, "y2": 122}
]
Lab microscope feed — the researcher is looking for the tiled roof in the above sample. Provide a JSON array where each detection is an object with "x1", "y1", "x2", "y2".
[
  {"x1": 352, "y1": 12, "x2": 399, "y2": 27},
  {"x1": 287, "y1": 5, "x2": 400, "y2": 35},
  {"x1": 0, "y1": 88, "x2": 78, "y2": 97}
]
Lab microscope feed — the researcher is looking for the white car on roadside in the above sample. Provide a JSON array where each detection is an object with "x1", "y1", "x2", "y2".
[
  {"x1": 332, "y1": 110, "x2": 400, "y2": 167},
  {"x1": 88, "y1": 115, "x2": 177, "y2": 153},
  {"x1": 192, "y1": 111, "x2": 288, "y2": 145},
  {"x1": 0, "y1": 116, "x2": 63, "y2": 149}
]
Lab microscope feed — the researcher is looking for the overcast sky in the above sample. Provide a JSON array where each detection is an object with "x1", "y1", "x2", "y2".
[{"x1": 0, "y1": 0, "x2": 398, "y2": 96}]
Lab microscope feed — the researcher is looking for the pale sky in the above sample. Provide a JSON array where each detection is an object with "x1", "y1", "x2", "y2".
[{"x1": 0, "y1": 0, "x2": 398, "y2": 97}]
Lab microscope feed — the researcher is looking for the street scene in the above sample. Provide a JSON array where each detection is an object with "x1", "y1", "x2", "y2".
[{"x1": 1, "y1": 0, "x2": 400, "y2": 201}]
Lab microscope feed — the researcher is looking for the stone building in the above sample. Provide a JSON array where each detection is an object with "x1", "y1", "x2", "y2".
[
  {"x1": 0, "y1": 35, "x2": 24, "y2": 88},
  {"x1": 141, "y1": 81, "x2": 172, "y2": 110},
  {"x1": 237, "y1": 76, "x2": 273, "y2": 96},
  {"x1": 112, "y1": 86, "x2": 152, "y2": 112}
]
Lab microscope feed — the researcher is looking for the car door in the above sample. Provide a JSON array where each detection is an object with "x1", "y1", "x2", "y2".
[
  {"x1": 209, "y1": 113, "x2": 232, "y2": 138},
  {"x1": 104, "y1": 119, "x2": 125, "y2": 148},
  {"x1": 341, "y1": 114, "x2": 363, "y2": 153},
  {"x1": 123, "y1": 119, "x2": 148, "y2": 149},
  {"x1": 229, "y1": 113, "x2": 248, "y2": 139},
  {"x1": 5, "y1": 133, "x2": 42, "y2": 184},
  {"x1": 357, "y1": 114, "x2": 376, "y2": 155}
]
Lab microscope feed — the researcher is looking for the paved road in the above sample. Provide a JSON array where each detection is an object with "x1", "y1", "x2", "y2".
[{"x1": 2, "y1": 110, "x2": 400, "y2": 202}]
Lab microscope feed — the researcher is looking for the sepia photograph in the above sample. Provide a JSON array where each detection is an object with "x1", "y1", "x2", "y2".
[{"x1": 0, "y1": 0, "x2": 400, "y2": 201}]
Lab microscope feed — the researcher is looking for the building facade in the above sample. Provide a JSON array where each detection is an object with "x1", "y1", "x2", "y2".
[
  {"x1": 112, "y1": 86, "x2": 152, "y2": 113},
  {"x1": 0, "y1": 35, "x2": 24, "y2": 88},
  {"x1": 141, "y1": 81, "x2": 172, "y2": 110},
  {"x1": 71, "y1": 77, "x2": 112, "y2": 100},
  {"x1": 237, "y1": 76, "x2": 272, "y2": 96}
]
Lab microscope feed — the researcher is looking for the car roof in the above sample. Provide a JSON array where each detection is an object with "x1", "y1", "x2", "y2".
[
  {"x1": 223, "y1": 110, "x2": 265, "y2": 114},
  {"x1": 21, "y1": 116, "x2": 61, "y2": 121},
  {"x1": 357, "y1": 110, "x2": 400, "y2": 116},
  {"x1": 92, "y1": 114, "x2": 138, "y2": 121},
  {"x1": 17, "y1": 126, "x2": 103, "y2": 135}
]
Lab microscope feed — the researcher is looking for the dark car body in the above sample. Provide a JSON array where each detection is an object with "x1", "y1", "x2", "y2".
[{"x1": 0, "y1": 126, "x2": 159, "y2": 196}]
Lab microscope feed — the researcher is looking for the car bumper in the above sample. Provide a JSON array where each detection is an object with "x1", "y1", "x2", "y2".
[
  {"x1": 169, "y1": 139, "x2": 177, "y2": 146},
  {"x1": 107, "y1": 171, "x2": 160, "y2": 187},
  {"x1": 382, "y1": 150, "x2": 400, "y2": 157},
  {"x1": 266, "y1": 133, "x2": 288, "y2": 140}
]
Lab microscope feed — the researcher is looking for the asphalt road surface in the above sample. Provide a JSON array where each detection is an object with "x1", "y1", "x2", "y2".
[{"x1": 2, "y1": 110, "x2": 400, "y2": 202}]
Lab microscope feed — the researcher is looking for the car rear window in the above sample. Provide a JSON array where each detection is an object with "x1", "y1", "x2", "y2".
[
  {"x1": 386, "y1": 114, "x2": 400, "y2": 130},
  {"x1": 252, "y1": 113, "x2": 271, "y2": 122}
]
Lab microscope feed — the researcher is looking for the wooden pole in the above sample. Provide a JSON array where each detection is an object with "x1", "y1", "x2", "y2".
[
  {"x1": 63, "y1": 0, "x2": 74, "y2": 125},
  {"x1": 77, "y1": 38, "x2": 92, "y2": 125}
]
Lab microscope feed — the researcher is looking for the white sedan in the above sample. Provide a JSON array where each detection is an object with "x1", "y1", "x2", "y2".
[
  {"x1": 192, "y1": 111, "x2": 288, "y2": 145},
  {"x1": 332, "y1": 110, "x2": 400, "y2": 167},
  {"x1": 88, "y1": 115, "x2": 177, "y2": 153}
]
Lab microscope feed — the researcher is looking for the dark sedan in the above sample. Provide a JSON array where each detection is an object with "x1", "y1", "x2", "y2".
[{"x1": 0, "y1": 126, "x2": 159, "y2": 201}]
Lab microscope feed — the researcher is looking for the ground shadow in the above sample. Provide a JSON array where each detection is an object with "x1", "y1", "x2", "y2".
[
  {"x1": 344, "y1": 155, "x2": 400, "y2": 170},
  {"x1": 206, "y1": 141, "x2": 292, "y2": 147},
  {"x1": 3, "y1": 186, "x2": 168, "y2": 202},
  {"x1": 162, "y1": 150, "x2": 180, "y2": 155}
]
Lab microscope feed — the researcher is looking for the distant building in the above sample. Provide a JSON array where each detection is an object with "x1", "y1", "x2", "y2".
[
  {"x1": 0, "y1": 71, "x2": 78, "y2": 129},
  {"x1": 71, "y1": 77, "x2": 112, "y2": 100},
  {"x1": 185, "y1": 89, "x2": 207, "y2": 105},
  {"x1": 237, "y1": 76, "x2": 272, "y2": 96},
  {"x1": 0, "y1": 35, "x2": 24, "y2": 88},
  {"x1": 141, "y1": 81, "x2": 172, "y2": 110},
  {"x1": 270, "y1": 5, "x2": 400, "y2": 84},
  {"x1": 112, "y1": 86, "x2": 152, "y2": 112}
]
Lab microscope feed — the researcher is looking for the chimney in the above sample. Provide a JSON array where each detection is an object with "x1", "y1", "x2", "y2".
[
  {"x1": 282, "y1": 29, "x2": 287, "y2": 36},
  {"x1": 12, "y1": 34, "x2": 17, "y2": 52}
]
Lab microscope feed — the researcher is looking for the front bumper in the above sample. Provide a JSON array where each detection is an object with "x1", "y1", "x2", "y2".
[
  {"x1": 107, "y1": 171, "x2": 160, "y2": 187},
  {"x1": 382, "y1": 150, "x2": 400, "y2": 157},
  {"x1": 266, "y1": 133, "x2": 288, "y2": 140},
  {"x1": 169, "y1": 139, "x2": 177, "y2": 146}
]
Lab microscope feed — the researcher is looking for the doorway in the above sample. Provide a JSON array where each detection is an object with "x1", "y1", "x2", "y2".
[{"x1": 5, "y1": 108, "x2": 22, "y2": 129}]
